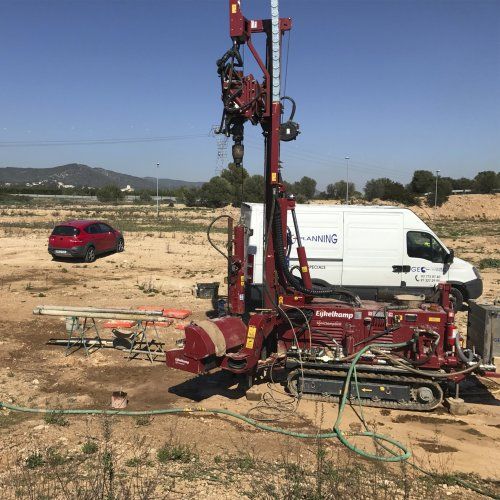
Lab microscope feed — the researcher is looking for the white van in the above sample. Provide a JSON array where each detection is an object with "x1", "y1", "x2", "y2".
[{"x1": 241, "y1": 203, "x2": 482, "y2": 309}]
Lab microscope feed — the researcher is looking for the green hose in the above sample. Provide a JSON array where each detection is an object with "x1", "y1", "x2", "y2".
[
  {"x1": 0, "y1": 340, "x2": 411, "y2": 463},
  {"x1": 2, "y1": 341, "x2": 496, "y2": 497},
  {"x1": 0, "y1": 401, "x2": 408, "y2": 461}
]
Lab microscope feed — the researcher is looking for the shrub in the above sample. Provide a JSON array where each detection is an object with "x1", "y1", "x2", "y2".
[
  {"x1": 425, "y1": 177, "x2": 452, "y2": 206},
  {"x1": 44, "y1": 412, "x2": 69, "y2": 427},
  {"x1": 478, "y1": 258, "x2": 500, "y2": 269},
  {"x1": 96, "y1": 185, "x2": 124, "y2": 203},
  {"x1": 157, "y1": 443, "x2": 196, "y2": 463},
  {"x1": 82, "y1": 441, "x2": 98, "y2": 455},
  {"x1": 25, "y1": 452, "x2": 44, "y2": 469},
  {"x1": 474, "y1": 170, "x2": 500, "y2": 194},
  {"x1": 365, "y1": 178, "x2": 418, "y2": 205}
]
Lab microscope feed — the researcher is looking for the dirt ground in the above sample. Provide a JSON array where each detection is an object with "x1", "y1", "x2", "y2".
[{"x1": 0, "y1": 196, "x2": 499, "y2": 497}]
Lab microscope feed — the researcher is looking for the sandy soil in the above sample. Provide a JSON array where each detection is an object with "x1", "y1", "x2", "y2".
[
  {"x1": 0, "y1": 199, "x2": 499, "y2": 496},
  {"x1": 313, "y1": 194, "x2": 500, "y2": 221}
]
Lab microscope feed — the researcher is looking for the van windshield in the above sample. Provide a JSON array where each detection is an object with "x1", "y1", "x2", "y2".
[
  {"x1": 407, "y1": 231, "x2": 446, "y2": 263},
  {"x1": 51, "y1": 226, "x2": 80, "y2": 237}
]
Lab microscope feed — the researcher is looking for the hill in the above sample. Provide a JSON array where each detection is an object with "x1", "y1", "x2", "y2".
[{"x1": 0, "y1": 164, "x2": 203, "y2": 190}]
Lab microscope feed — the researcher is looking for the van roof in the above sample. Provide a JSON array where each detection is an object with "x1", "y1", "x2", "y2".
[{"x1": 242, "y1": 202, "x2": 408, "y2": 211}]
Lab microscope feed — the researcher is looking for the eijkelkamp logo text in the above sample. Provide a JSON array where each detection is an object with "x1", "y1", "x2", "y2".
[{"x1": 315, "y1": 310, "x2": 354, "y2": 320}]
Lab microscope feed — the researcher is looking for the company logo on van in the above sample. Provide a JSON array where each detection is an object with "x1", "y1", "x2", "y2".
[
  {"x1": 411, "y1": 266, "x2": 427, "y2": 273},
  {"x1": 293, "y1": 233, "x2": 338, "y2": 244},
  {"x1": 315, "y1": 310, "x2": 354, "y2": 320}
]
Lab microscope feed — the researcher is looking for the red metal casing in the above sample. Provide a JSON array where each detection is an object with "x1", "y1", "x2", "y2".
[
  {"x1": 165, "y1": 316, "x2": 247, "y2": 374},
  {"x1": 228, "y1": 224, "x2": 246, "y2": 315}
]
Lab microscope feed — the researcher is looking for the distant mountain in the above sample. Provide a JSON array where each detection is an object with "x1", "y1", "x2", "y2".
[{"x1": 0, "y1": 164, "x2": 204, "y2": 190}]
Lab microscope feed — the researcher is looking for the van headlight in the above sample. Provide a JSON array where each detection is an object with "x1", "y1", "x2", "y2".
[{"x1": 473, "y1": 266, "x2": 481, "y2": 279}]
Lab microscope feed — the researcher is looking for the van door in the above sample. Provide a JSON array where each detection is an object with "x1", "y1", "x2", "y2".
[
  {"x1": 342, "y1": 212, "x2": 404, "y2": 288},
  {"x1": 403, "y1": 231, "x2": 448, "y2": 289},
  {"x1": 289, "y1": 208, "x2": 343, "y2": 285}
]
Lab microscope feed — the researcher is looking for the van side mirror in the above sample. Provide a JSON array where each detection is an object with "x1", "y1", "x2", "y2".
[{"x1": 445, "y1": 249, "x2": 454, "y2": 265}]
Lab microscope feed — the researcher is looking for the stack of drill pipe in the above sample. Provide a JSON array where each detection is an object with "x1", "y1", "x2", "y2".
[{"x1": 33, "y1": 305, "x2": 164, "y2": 322}]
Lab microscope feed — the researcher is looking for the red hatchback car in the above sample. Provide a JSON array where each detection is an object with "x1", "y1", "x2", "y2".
[{"x1": 48, "y1": 220, "x2": 124, "y2": 262}]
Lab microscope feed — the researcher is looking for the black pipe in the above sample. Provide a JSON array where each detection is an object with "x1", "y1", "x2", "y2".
[
  {"x1": 273, "y1": 200, "x2": 361, "y2": 306},
  {"x1": 455, "y1": 334, "x2": 476, "y2": 364}
]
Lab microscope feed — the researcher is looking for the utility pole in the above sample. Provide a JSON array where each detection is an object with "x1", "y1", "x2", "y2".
[
  {"x1": 156, "y1": 162, "x2": 160, "y2": 217},
  {"x1": 434, "y1": 169, "x2": 440, "y2": 208},
  {"x1": 345, "y1": 156, "x2": 350, "y2": 204}
]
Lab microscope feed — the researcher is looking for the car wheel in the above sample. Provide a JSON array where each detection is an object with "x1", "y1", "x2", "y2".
[
  {"x1": 116, "y1": 238, "x2": 125, "y2": 252},
  {"x1": 84, "y1": 246, "x2": 96, "y2": 263},
  {"x1": 450, "y1": 287, "x2": 464, "y2": 312}
]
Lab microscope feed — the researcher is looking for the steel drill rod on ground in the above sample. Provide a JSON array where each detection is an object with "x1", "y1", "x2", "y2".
[
  {"x1": 34, "y1": 305, "x2": 164, "y2": 315},
  {"x1": 33, "y1": 309, "x2": 166, "y2": 322}
]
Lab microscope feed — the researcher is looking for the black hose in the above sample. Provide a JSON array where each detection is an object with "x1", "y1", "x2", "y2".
[
  {"x1": 207, "y1": 215, "x2": 233, "y2": 262},
  {"x1": 455, "y1": 334, "x2": 476, "y2": 364},
  {"x1": 281, "y1": 96, "x2": 296, "y2": 121},
  {"x1": 273, "y1": 200, "x2": 361, "y2": 306}
]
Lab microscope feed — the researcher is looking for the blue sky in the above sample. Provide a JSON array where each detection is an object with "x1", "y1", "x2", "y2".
[{"x1": 0, "y1": 0, "x2": 498, "y2": 190}]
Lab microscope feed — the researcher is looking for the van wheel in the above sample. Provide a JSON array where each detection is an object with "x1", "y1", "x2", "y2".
[
  {"x1": 450, "y1": 287, "x2": 464, "y2": 312},
  {"x1": 84, "y1": 246, "x2": 96, "y2": 263}
]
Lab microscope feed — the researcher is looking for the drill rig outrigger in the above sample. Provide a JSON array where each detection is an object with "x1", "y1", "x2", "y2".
[{"x1": 166, "y1": 0, "x2": 489, "y2": 411}]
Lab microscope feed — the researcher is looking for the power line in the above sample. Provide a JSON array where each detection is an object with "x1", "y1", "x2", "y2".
[
  {"x1": 244, "y1": 138, "x2": 406, "y2": 177},
  {"x1": 0, "y1": 133, "x2": 210, "y2": 148}
]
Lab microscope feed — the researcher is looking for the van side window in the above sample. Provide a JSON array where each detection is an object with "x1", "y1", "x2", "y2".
[{"x1": 407, "y1": 231, "x2": 446, "y2": 263}]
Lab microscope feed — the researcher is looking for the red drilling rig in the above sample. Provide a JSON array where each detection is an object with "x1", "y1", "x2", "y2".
[{"x1": 166, "y1": 0, "x2": 492, "y2": 410}]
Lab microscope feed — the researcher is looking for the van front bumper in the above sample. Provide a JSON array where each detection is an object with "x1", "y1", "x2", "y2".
[{"x1": 464, "y1": 278, "x2": 483, "y2": 300}]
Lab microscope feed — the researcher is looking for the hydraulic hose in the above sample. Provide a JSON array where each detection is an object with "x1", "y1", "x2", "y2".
[
  {"x1": 455, "y1": 333, "x2": 476, "y2": 364},
  {"x1": 273, "y1": 201, "x2": 361, "y2": 306},
  {"x1": 372, "y1": 348, "x2": 480, "y2": 378},
  {"x1": 0, "y1": 401, "x2": 408, "y2": 462},
  {"x1": 207, "y1": 215, "x2": 233, "y2": 262},
  {"x1": 0, "y1": 342, "x2": 413, "y2": 463},
  {"x1": 0, "y1": 401, "x2": 493, "y2": 499}
]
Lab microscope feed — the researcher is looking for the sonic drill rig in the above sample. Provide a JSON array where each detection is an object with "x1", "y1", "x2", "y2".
[{"x1": 166, "y1": 0, "x2": 492, "y2": 410}]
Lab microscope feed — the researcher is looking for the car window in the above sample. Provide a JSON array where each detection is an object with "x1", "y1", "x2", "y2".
[
  {"x1": 85, "y1": 224, "x2": 100, "y2": 234},
  {"x1": 99, "y1": 223, "x2": 112, "y2": 233},
  {"x1": 52, "y1": 226, "x2": 80, "y2": 236},
  {"x1": 407, "y1": 231, "x2": 446, "y2": 263}
]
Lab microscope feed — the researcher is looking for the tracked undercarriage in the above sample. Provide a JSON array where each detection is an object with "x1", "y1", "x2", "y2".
[{"x1": 286, "y1": 364, "x2": 444, "y2": 411}]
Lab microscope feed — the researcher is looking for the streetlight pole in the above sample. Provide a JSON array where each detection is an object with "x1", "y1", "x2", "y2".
[
  {"x1": 434, "y1": 169, "x2": 440, "y2": 208},
  {"x1": 156, "y1": 162, "x2": 160, "y2": 217},
  {"x1": 345, "y1": 156, "x2": 350, "y2": 204}
]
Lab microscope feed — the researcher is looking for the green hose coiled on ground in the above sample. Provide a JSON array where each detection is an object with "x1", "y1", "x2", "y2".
[
  {"x1": 0, "y1": 401, "x2": 409, "y2": 462},
  {"x1": 0, "y1": 341, "x2": 411, "y2": 462}
]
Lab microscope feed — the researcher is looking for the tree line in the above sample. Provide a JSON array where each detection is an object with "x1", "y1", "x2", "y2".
[
  {"x1": 1, "y1": 168, "x2": 497, "y2": 207},
  {"x1": 178, "y1": 167, "x2": 499, "y2": 208}
]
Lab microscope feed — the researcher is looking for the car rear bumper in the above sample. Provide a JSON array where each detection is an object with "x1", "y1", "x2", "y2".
[{"x1": 48, "y1": 245, "x2": 86, "y2": 258}]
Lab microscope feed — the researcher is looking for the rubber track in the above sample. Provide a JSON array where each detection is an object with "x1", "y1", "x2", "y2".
[{"x1": 287, "y1": 368, "x2": 444, "y2": 411}]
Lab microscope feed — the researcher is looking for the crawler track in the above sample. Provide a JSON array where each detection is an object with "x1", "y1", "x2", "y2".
[{"x1": 286, "y1": 368, "x2": 444, "y2": 411}]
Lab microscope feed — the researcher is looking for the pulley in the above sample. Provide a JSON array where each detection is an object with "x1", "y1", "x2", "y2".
[
  {"x1": 280, "y1": 120, "x2": 300, "y2": 141},
  {"x1": 280, "y1": 96, "x2": 300, "y2": 141}
]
